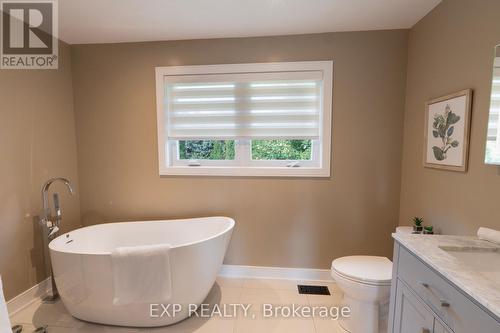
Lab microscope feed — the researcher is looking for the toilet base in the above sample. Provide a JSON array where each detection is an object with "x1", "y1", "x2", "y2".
[{"x1": 339, "y1": 294, "x2": 387, "y2": 333}]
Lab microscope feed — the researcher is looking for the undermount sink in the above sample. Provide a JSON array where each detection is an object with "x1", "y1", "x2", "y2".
[{"x1": 439, "y1": 245, "x2": 500, "y2": 283}]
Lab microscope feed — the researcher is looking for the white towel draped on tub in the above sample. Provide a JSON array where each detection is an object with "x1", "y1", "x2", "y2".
[
  {"x1": 477, "y1": 227, "x2": 500, "y2": 245},
  {"x1": 0, "y1": 276, "x2": 12, "y2": 332},
  {"x1": 111, "y1": 244, "x2": 172, "y2": 306}
]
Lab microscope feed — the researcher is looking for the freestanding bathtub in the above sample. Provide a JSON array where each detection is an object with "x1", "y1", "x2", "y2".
[{"x1": 49, "y1": 216, "x2": 235, "y2": 327}]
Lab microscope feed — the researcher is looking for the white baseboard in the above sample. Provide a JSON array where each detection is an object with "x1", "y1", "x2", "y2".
[
  {"x1": 6, "y1": 266, "x2": 332, "y2": 317},
  {"x1": 219, "y1": 264, "x2": 333, "y2": 281},
  {"x1": 7, "y1": 278, "x2": 51, "y2": 316}
]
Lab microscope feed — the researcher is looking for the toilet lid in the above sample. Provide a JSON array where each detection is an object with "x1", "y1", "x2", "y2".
[{"x1": 331, "y1": 256, "x2": 392, "y2": 284}]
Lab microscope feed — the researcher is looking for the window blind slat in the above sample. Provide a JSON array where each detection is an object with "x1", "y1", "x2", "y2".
[{"x1": 165, "y1": 74, "x2": 322, "y2": 140}]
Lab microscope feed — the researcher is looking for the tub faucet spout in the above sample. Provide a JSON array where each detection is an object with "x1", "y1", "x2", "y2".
[
  {"x1": 41, "y1": 177, "x2": 74, "y2": 231},
  {"x1": 39, "y1": 177, "x2": 74, "y2": 302}
]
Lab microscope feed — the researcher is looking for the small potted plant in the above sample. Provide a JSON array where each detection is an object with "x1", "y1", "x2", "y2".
[
  {"x1": 412, "y1": 217, "x2": 424, "y2": 233},
  {"x1": 423, "y1": 226, "x2": 434, "y2": 235}
]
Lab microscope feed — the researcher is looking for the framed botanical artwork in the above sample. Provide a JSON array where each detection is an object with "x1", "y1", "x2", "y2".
[{"x1": 423, "y1": 89, "x2": 472, "y2": 172}]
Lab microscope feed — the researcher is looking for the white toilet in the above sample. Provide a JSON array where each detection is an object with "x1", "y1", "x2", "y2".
[{"x1": 331, "y1": 256, "x2": 392, "y2": 333}]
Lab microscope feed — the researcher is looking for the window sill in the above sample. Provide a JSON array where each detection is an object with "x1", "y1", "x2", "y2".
[{"x1": 159, "y1": 166, "x2": 330, "y2": 177}]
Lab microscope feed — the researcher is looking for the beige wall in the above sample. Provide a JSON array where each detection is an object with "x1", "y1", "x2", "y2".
[
  {"x1": 71, "y1": 30, "x2": 409, "y2": 269},
  {"x1": 4, "y1": 0, "x2": 500, "y2": 301},
  {"x1": 399, "y1": 0, "x2": 500, "y2": 233},
  {"x1": 0, "y1": 42, "x2": 81, "y2": 300}
]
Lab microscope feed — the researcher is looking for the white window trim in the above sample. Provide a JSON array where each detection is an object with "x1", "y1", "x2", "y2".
[{"x1": 155, "y1": 61, "x2": 333, "y2": 177}]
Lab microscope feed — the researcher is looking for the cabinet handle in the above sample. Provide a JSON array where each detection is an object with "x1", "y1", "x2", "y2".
[
  {"x1": 419, "y1": 282, "x2": 429, "y2": 288},
  {"x1": 440, "y1": 299, "x2": 450, "y2": 307}
]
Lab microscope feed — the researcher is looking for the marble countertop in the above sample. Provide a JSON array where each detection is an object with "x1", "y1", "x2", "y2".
[{"x1": 392, "y1": 233, "x2": 500, "y2": 320}]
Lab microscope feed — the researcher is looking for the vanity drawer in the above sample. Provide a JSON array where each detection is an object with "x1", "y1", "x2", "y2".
[{"x1": 397, "y1": 246, "x2": 499, "y2": 333}]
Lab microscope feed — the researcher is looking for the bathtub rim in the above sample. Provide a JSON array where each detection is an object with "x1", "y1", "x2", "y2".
[{"x1": 49, "y1": 216, "x2": 235, "y2": 256}]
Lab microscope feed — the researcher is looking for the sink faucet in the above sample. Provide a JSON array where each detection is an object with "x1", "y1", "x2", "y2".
[{"x1": 39, "y1": 177, "x2": 74, "y2": 302}]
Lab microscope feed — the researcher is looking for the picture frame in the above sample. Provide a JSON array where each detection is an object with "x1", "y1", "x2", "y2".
[{"x1": 423, "y1": 89, "x2": 472, "y2": 172}]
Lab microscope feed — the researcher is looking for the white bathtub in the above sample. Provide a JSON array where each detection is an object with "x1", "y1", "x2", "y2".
[{"x1": 49, "y1": 216, "x2": 235, "y2": 327}]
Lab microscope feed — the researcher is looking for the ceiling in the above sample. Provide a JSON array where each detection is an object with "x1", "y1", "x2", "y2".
[{"x1": 59, "y1": 0, "x2": 442, "y2": 45}]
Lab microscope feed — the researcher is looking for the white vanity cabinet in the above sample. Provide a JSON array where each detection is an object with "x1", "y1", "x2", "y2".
[
  {"x1": 393, "y1": 279, "x2": 453, "y2": 333},
  {"x1": 388, "y1": 242, "x2": 500, "y2": 333},
  {"x1": 393, "y1": 281, "x2": 436, "y2": 333}
]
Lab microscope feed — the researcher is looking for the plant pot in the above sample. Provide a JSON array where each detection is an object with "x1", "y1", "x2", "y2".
[{"x1": 413, "y1": 225, "x2": 423, "y2": 233}]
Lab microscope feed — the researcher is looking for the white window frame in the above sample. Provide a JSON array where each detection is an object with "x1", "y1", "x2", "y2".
[{"x1": 155, "y1": 61, "x2": 333, "y2": 177}]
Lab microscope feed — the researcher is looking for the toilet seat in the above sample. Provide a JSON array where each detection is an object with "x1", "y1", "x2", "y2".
[
  {"x1": 332, "y1": 268, "x2": 391, "y2": 287},
  {"x1": 331, "y1": 256, "x2": 392, "y2": 286}
]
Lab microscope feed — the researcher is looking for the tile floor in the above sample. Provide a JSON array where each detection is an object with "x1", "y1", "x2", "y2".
[{"x1": 10, "y1": 277, "x2": 344, "y2": 333}]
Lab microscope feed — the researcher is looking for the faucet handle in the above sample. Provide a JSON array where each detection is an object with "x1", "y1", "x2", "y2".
[{"x1": 48, "y1": 225, "x2": 60, "y2": 237}]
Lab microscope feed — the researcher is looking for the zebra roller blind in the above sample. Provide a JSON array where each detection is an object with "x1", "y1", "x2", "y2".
[{"x1": 164, "y1": 71, "x2": 323, "y2": 140}]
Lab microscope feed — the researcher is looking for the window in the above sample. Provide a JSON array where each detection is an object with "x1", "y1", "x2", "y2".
[
  {"x1": 485, "y1": 56, "x2": 500, "y2": 164},
  {"x1": 155, "y1": 61, "x2": 333, "y2": 177}
]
